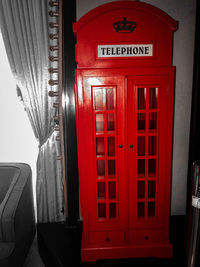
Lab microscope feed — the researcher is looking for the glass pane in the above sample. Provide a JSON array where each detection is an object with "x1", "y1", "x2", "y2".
[
  {"x1": 107, "y1": 113, "x2": 115, "y2": 131},
  {"x1": 96, "y1": 138, "x2": 105, "y2": 156},
  {"x1": 107, "y1": 137, "x2": 115, "y2": 156},
  {"x1": 138, "y1": 88, "x2": 146, "y2": 110},
  {"x1": 109, "y1": 203, "x2": 116, "y2": 218},
  {"x1": 94, "y1": 88, "x2": 105, "y2": 110},
  {"x1": 149, "y1": 88, "x2": 158, "y2": 109},
  {"x1": 108, "y1": 160, "x2": 115, "y2": 176},
  {"x1": 106, "y1": 88, "x2": 114, "y2": 110},
  {"x1": 149, "y1": 112, "x2": 157, "y2": 130},
  {"x1": 148, "y1": 159, "x2": 156, "y2": 176},
  {"x1": 149, "y1": 136, "x2": 157, "y2": 156},
  {"x1": 137, "y1": 202, "x2": 145, "y2": 217},
  {"x1": 137, "y1": 136, "x2": 145, "y2": 156},
  {"x1": 98, "y1": 203, "x2": 106, "y2": 218},
  {"x1": 148, "y1": 202, "x2": 155, "y2": 217},
  {"x1": 97, "y1": 182, "x2": 106, "y2": 199},
  {"x1": 109, "y1": 182, "x2": 116, "y2": 199},
  {"x1": 148, "y1": 181, "x2": 156, "y2": 198},
  {"x1": 138, "y1": 113, "x2": 146, "y2": 131},
  {"x1": 95, "y1": 114, "x2": 104, "y2": 132},
  {"x1": 137, "y1": 181, "x2": 145, "y2": 199},
  {"x1": 137, "y1": 159, "x2": 145, "y2": 177},
  {"x1": 97, "y1": 160, "x2": 105, "y2": 177}
]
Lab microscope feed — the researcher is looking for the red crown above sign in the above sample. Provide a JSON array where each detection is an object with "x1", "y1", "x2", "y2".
[{"x1": 113, "y1": 17, "x2": 137, "y2": 33}]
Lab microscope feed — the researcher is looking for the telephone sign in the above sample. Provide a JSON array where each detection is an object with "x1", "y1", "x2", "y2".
[{"x1": 97, "y1": 44, "x2": 153, "y2": 58}]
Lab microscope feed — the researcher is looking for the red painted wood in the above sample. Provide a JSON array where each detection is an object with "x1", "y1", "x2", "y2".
[
  {"x1": 81, "y1": 244, "x2": 173, "y2": 262},
  {"x1": 73, "y1": 1, "x2": 178, "y2": 69},
  {"x1": 73, "y1": 1, "x2": 177, "y2": 262}
]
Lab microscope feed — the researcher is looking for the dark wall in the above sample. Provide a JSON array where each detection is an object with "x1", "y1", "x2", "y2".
[{"x1": 187, "y1": 0, "x2": 200, "y2": 212}]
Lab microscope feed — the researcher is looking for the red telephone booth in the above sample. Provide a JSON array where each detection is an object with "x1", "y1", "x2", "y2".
[{"x1": 73, "y1": 1, "x2": 178, "y2": 262}]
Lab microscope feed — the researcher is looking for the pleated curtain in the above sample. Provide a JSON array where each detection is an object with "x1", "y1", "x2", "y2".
[{"x1": 0, "y1": 0, "x2": 65, "y2": 222}]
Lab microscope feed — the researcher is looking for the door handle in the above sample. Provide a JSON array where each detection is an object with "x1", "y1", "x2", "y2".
[
  {"x1": 130, "y1": 145, "x2": 134, "y2": 148},
  {"x1": 105, "y1": 237, "x2": 110, "y2": 242}
]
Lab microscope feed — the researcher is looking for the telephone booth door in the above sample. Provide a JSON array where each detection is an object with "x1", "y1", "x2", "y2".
[
  {"x1": 127, "y1": 75, "x2": 173, "y2": 243},
  {"x1": 73, "y1": 1, "x2": 178, "y2": 262}
]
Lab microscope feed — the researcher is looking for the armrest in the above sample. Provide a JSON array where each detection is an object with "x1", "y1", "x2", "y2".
[
  {"x1": 14, "y1": 168, "x2": 36, "y2": 244},
  {"x1": 0, "y1": 167, "x2": 18, "y2": 204},
  {"x1": 0, "y1": 166, "x2": 21, "y2": 242},
  {"x1": 0, "y1": 164, "x2": 35, "y2": 242}
]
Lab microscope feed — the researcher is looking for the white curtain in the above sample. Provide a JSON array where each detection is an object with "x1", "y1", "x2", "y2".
[{"x1": 0, "y1": 0, "x2": 65, "y2": 222}]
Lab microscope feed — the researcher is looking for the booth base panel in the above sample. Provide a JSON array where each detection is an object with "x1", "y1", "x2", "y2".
[{"x1": 81, "y1": 243, "x2": 173, "y2": 262}]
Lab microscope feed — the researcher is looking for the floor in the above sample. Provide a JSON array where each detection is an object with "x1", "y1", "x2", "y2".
[
  {"x1": 23, "y1": 236, "x2": 45, "y2": 267},
  {"x1": 23, "y1": 216, "x2": 188, "y2": 267},
  {"x1": 23, "y1": 241, "x2": 186, "y2": 267},
  {"x1": 81, "y1": 258, "x2": 186, "y2": 267},
  {"x1": 23, "y1": 240, "x2": 186, "y2": 267}
]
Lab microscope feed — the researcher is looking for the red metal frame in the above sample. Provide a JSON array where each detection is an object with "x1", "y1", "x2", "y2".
[{"x1": 73, "y1": 1, "x2": 177, "y2": 262}]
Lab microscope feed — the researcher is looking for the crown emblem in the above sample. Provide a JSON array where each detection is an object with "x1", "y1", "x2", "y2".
[{"x1": 113, "y1": 17, "x2": 136, "y2": 33}]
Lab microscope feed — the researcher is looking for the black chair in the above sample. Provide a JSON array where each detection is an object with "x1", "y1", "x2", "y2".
[{"x1": 0, "y1": 163, "x2": 36, "y2": 267}]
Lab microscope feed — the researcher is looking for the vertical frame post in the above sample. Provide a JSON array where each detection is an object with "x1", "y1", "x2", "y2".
[{"x1": 62, "y1": 0, "x2": 80, "y2": 225}]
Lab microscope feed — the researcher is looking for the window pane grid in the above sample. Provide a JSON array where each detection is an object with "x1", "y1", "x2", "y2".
[
  {"x1": 93, "y1": 86, "x2": 118, "y2": 221},
  {"x1": 137, "y1": 112, "x2": 158, "y2": 134},
  {"x1": 93, "y1": 88, "x2": 105, "y2": 111},
  {"x1": 136, "y1": 86, "x2": 159, "y2": 220}
]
